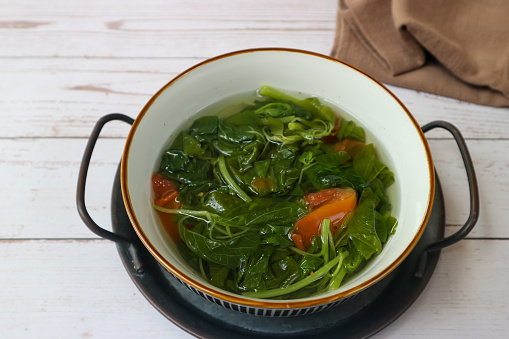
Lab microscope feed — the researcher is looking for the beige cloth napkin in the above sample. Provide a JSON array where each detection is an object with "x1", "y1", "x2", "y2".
[{"x1": 331, "y1": 0, "x2": 509, "y2": 107}]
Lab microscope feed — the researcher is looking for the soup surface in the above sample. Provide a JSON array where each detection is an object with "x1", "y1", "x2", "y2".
[{"x1": 151, "y1": 85, "x2": 397, "y2": 299}]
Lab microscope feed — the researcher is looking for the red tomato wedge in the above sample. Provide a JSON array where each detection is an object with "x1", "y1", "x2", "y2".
[
  {"x1": 291, "y1": 188, "x2": 357, "y2": 251},
  {"x1": 152, "y1": 173, "x2": 180, "y2": 206},
  {"x1": 152, "y1": 173, "x2": 182, "y2": 242}
]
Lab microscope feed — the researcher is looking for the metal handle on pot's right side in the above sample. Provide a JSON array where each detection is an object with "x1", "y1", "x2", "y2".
[
  {"x1": 415, "y1": 121, "x2": 480, "y2": 277},
  {"x1": 422, "y1": 121, "x2": 480, "y2": 249}
]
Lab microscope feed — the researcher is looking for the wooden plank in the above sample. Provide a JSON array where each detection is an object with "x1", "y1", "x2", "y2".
[
  {"x1": 0, "y1": 138, "x2": 126, "y2": 239},
  {"x1": 0, "y1": 239, "x2": 194, "y2": 338},
  {"x1": 2, "y1": 1, "x2": 506, "y2": 338},
  {"x1": 428, "y1": 139, "x2": 509, "y2": 239},
  {"x1": 1, "y1": 0, "x2": 336, "y2": 30},
  {"x1": 0, "y1": 57, "x2": 187, "y2": 138},
  {"x1": 0, "y1": 138, "x2": 506, "y2": 239},
  {"x1": 386, "y1": 85, "x2": 509, "y2": 139},
  {"x1": 1, "y1": 58, "x2": 509, "y2": 139},
  {"x1": 378, "y1": 239, "x2": 509, "y2": 337},
  {"x1": 0, "y1": 239, "x2": 506, "y2": 338},
  {"x1": 0, "y1": 0, "x2": 337, "y2": 58}
]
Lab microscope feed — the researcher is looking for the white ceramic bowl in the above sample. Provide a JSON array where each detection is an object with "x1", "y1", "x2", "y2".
[{"x1": 121, "y1": 48, "x2": 434, "y2": 316}]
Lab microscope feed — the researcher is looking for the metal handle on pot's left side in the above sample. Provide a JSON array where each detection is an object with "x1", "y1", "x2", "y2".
[
  {"x1": 416, "y1": 120, "x2": 480, "y2": 277},
  {"x1": 76, "y1": 113, "x2": 143, "y2": 272}
]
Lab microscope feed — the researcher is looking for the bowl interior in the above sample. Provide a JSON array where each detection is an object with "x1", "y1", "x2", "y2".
[{"x1": 122, "y1": 49, "x2": 433, "y2": 307}]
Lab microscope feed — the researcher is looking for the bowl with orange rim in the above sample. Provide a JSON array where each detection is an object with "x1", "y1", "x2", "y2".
[{"x1": 117, "y1": 48, "x2": 434, "y2": 316}]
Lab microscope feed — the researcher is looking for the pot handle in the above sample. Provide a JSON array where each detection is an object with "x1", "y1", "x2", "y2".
[
  {"x1": 415, "y1": 120, "x2": 480, "y2": 277},
  {"x1": 76, "y1": 113, "x2": 143, "y2": 272}
]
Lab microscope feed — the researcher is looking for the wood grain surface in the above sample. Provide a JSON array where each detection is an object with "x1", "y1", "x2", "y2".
[{"x1": 1, "y1": 0, "x2": 508, "y2": 338}]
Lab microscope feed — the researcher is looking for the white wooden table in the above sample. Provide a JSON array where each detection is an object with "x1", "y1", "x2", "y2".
[{"x1": 1, "y1": 0, "x2": 508, "y2": 337}]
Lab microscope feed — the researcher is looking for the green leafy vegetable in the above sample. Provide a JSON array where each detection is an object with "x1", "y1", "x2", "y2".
[
  {"x1": 152, "y1": 85, "x2": 397, "y2": 300},
  {"x1": 182, "y1": 132, "x2": 205, "y2": 156},
  {"x1": 259, "y1": 85, "x2": 335, "y2": 125},
  {"x1": 239, "y1": 245, "x2": 274, "y2": 291},
  {"x1": 353, "y1": 144, "x2": 387, "y2": 183},
  {"x1": 179, "y1": 221, "x2": 260, "y2": 269},
  {"x1": 217, "y1": 155, "x2": 252, "y2": 203},
  {"x1": 348, "y1": 196, "x2": 381, "y2": 260},
  {"x1": 314, "y1": 152, "x2": 351, "y2": 169},
  {"x1": 337, "y1": 119, "x2": 365, "y2": 142},
  {"x1": 188, "y1": 116, "x2": 220, "y2": 143},
  {"x1": 217, "y1": 198, "x2": 307, "y2": 227},
  {"x1": 204, "y1": 191, "x2": 244, "y2": 213}
]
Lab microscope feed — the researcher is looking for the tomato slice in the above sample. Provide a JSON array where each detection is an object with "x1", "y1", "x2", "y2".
[
  {"x1": 291, "y1": 188, "x2": 357, "y2": 251},
  {"x1": 151, "y1": 173, "x2": 182, "y2": 242},
  {"x1": 152, "y1": 173, "x2": 180, "y2": 206}
]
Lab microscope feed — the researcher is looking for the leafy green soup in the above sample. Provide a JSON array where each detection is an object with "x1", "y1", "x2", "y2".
[{"x1": 151, "y1": 85, "x2": 397, "y2": 299}]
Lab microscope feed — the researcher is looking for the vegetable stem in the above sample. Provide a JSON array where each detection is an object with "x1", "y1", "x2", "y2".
[
  {"x1": 241, "y1": 252, "x2": 343, "y2": 299},
  {"x1": 289, "y1": 246, "x2": 321, "y2": 257},
  {"x1": 298, "y1": 163, "x2": 316, "y2": 185},
  {"x1": 328, "y1": 265, "x2": 348, "y2": 291},
  {"x1": 217, "y1": 156, "x2": 252, "y2": 203},
  {"x1": 151, "y1": 202, "x2": 218, "y2": 222},
  {"x1": 199, "y1": 258, "x2": 207, "y2": 280},
  {"x1": 321, "y1": 219, "x2": 332, "y2": 264},
  {"x1": 259, "y1": 85, "x2": 335, "y2": 124}
]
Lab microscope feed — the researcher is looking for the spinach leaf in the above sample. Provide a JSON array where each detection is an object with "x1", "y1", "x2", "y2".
[
  {"x1": 347, "y1": 189, "x2": 382, "y2": 260},
  {"x1": 358, "y1": 186, "x2": 380, "y2": 206},
  {"x1": 298, "y1": 151, "x2": 315, "y2": 166},
  {"x1": 258, "y1": 85, "x2": 335, "y2": 124},
  {"x1": 188, "y1": 116, "x2": 219, "y2": 143},
  {"x1": 182, "y1": 132, "x2": 205, "y2": 157},
  {"x1": 268, "y1": 145, "x2": 300, "y2": 194},
  {"x1": 253, "y1": 159, "x2": 271, "y2": 178},
  {"x1": 288, "y1": 183, "x2": 305, "y2": 196},
  {"x1": 265, "y1": 256, "x2": 300, "y2": 290},
  {"x1": 259, "y1": 225, "x2": 294, "y2": 248},
  {"x1": 161, "y1": 157, "x2": 212, "y2": 184},
  {"x1": 217, "y1": 198, "x2": 307, "y2": 227},
  {"x1": 204, "y1": 191, "x2": 244, "y2": 213},
  {"x1": 211, "y1": 139, "x2": 241, "y2": 157},
  {"x1": 353, "y1": 144, "x2": 386, "y2": 183},
  {"x1": 369, "y1": 178, "x2": 392, "y2": 214},
  {"x1": 302, "y1": 164, "x2": 365, "y2": 192},
  {"x1": 180, "y1": 225, "x2": 260, "y2": 269},
  {"x1": 270, "y1": 145, "x2": 298, "y2": 166},
  {"x1": 337, "y1": 119, "x2": 365, "y2": 142},
  {"x1": 302, "y1": 97, "x2": 336, "y2": 125},
  {"x1": 314, "y1": 152, "x2": 351, "y2": 168},
  {"x1": 218, "y1": 120, "x2": 256, "y2": 143},
  {"x1": 237, "y1": 140, "x2": 264, "y2": 172},
  {"x1": 255, "y1": 102, "x2": 293, "y2": 117},
  {"x1": 342, "y1": 239, "x2": 364, "y2": 273},
  {"x1": 160, "y1": 149, "x2": 189, "y2": 173},
  {"x1": 293, "y1": 106, "x2": 313, "y2": 120},
  {"x1": 375, "y1": 211, "x2": 398, "y2": 243},
  {"x1": 265, "y1": 116, "x2": 285, "y2": 136},
  {"x1": 226, "y1": 109, "x2": 262, "y2": 128},
  {"x1": 239, "y1": 245, "x2": 275, "y2": 291},
  {"x1": 298, "y1": 255, "x2": 324, "y2": 277},
  {"x1": 179, "y1": 181, "x2": 218, "y2": 206},
  {"x1": 378, "y1": 167, "x2": 395, "y2": 187},
  {"x1": 177, "y1": 242, "x2": 201, "y2": 272},
  {"x1": 208, "y1": 262, "x2": 230, "y2": 289}
]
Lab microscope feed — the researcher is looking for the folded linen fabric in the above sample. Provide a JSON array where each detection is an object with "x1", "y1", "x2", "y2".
[{"x1": 331, "y1": 0, "x2": 509, "y2": 106}]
